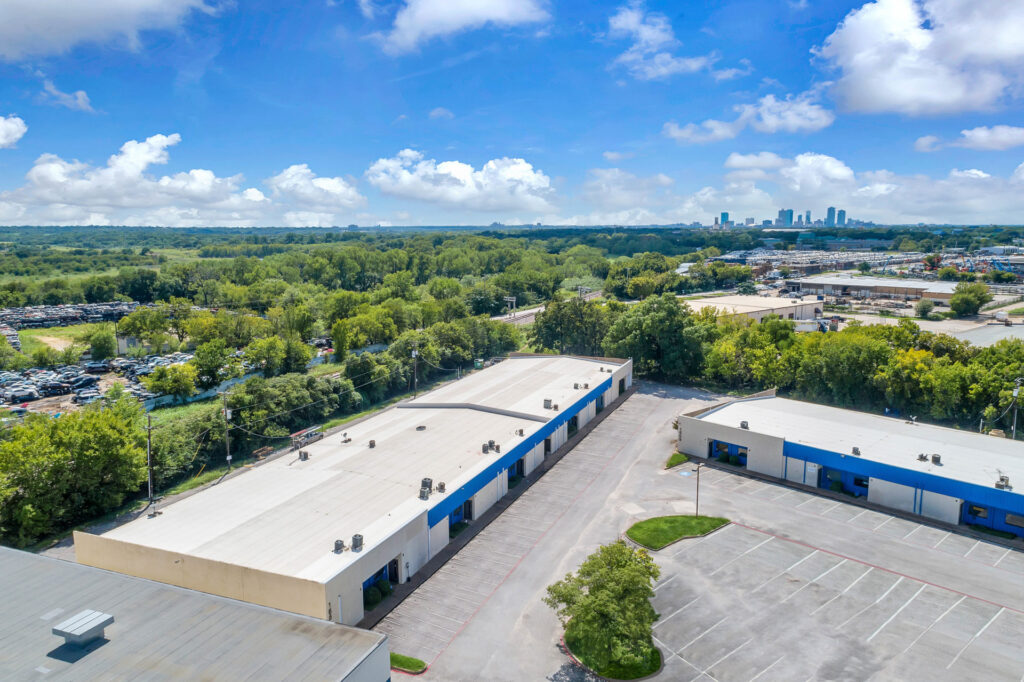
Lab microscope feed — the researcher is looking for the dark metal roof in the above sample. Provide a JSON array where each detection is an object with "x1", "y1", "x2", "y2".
[{"x1": 0, "y1": 547, "x2": 387, "y2": 681}]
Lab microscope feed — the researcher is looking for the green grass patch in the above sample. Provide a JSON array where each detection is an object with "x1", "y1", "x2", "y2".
[
  {"x1": 565, "y1": 631, "x2": 661, "y2": 680},
  {"x1": 626, "y1": 515, "x2": 729, "y2": 550},
  {"x1": 18, "y1": 322, "x2": 107, "y2": 356},
  {"x1": 307, "y1": 361, "x2": 346, "y2": 377},
  {"x1": 665, "y1": 452, "x2": 689, "y2": 469},
  {"x1": 390, "y1": 653, "x2": 427, "y2": 674},
  {"x1": 1007, "y1": 307, "x2": 1024, "y2": 316},
  {"x1": 148, "y1": 396, "x2": 219, "y2": 426}
]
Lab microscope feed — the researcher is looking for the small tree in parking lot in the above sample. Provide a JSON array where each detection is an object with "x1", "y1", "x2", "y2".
[
  {"x1": 89, "y1": 329, "x2": 117, "y2": 360},
  {"x1": 544, "y1": 540, "x2": 660, "y2": 674},
  {"x1": 914, "y1": 298, "x2": 935, "y2": 319}
]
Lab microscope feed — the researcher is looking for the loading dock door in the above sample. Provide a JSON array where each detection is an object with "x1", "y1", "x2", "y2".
[{"x1": 618, "y1": 378, "x2": 626, "y2": 395}]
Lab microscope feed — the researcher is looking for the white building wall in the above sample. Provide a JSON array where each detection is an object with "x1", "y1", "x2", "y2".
[
  {"x1": 920, "y1": 490, "x2": 962, "y2": 525},
  {"x1": 524, "y1": 442, "x2": 544, "y2": 476},
  {"x1": 676, "y1": 415, "x2": 784, "y2": 477},
  {"x1": 868, "y1": 478, "x2": 916, "y2": 515},
  {"x1": 343, "y1": 641, "x2": 391, "y2": 682},
  {"x1": 471, "y1": 470, "x2": 505, "y2": 518},
  {"x1": 428, "y1": 518, "x2": 449, "y2": 561}
]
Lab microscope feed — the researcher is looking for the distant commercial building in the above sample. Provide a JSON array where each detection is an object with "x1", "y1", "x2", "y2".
[
  {"x1": 784, "y1": 209, "x2": 794, "y2": 227},
  {"x1": 745, "y1": 217, "x2": 755, "y2": 226},
  {"x1": 786, "y1": 274, "x2": 962, "y2": 302},
  {"x1": 76, "y1": 356, "x2": 633, "y2": 626},
  {"x1": 721, "y1": 212, "x2": 729, "y2": 225},
  {"x1": 678, "y1": 397, "x2": 1024, "y2": 539},
  {"x1": 837, "y1": 209, "x2": 847, "y2": 226},
  {"x1": 0, "y1": 547, "x2": 389, "y2": 680},
  {"x1": 826, "y1": 207, "x2": 837, "y2": 227},
  {"x1": 682, "y1": 295, "x2": 819, "y2": 322},
  {"x1": 805, "y1": 210, "x2": 811, "y2": 224}
]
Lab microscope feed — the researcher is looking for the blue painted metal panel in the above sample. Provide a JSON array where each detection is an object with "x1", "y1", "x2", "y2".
[
  {"x1": 426, "y1": 377, "x2": 612, "y2": 526},
  {"x1": 783, "y1": 441, "x2": 1024, "y2": 515}
]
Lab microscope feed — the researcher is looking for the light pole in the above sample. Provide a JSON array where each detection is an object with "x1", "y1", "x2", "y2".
[
  {"x1": 1013, "y1": 378, "x2": 1023, "y2": 440},
  {"x1": 694, "y1": 461, "x2": 703, "y2": 517}
]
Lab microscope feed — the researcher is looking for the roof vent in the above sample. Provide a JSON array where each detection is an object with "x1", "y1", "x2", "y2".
[
  {"x1": 52, "y1": 610, "x2": 114, "y2": 647},
  {"x1": 740, "y1": 420, "x2": 749, "y2": 430},
  {"x1": 352, "y1": 534, "x2": 363, "y2": 552},
  {"x1": 553, "y1": 404, "x2": 558, "y2": 410},
  {"x1": 488, "y1": 439, "x2": 495, "y2": 449},
  {"x1": 416, "y1": 425, "x2": 426, "y2": 431},
  {"x1": 852, "y1": 447, "x2": 861, "y2": 456},
  {"x1": 494, "y1": 443, "x2": 500, "y2": 453},
  {"x1": 419, "y1": 486, "x2": 430, "y2": 500},
  {"x1": 931, "y1": 454, "x2": 941, "y2": 465},
  {"x1": 543, "y1": 398, "x2": 552, "y2": 409},
  {"x1": 421, "y1": 477, "x2": 433, "y2": 491},
  {"x1": 334, "y1": 539, "x2": 346, "y2": 553},
  {"x1": 574, "y1": 383, "x2": 579, "y2": 390},
  {"x1": 584, "y1": 383, "x2": 589, "y2": 389},
  {"x1": 917, "y1": 453, "x2": 928, "y2": 461},
  {"x1": 482, "y1": 443, "x2": 489, "y2": 454},
  {"x1": 298, "y1": 450, "x2": 309, "y2": 461},
  {"x1": 437, "y1": 481, "x2": 446, "y2": 493},
  {"x1": 516, "y1": 428, "x2": 524, "y2": 436},
  {"x1": 368, "y1": 439, "x2": 375, "y2": 448}
]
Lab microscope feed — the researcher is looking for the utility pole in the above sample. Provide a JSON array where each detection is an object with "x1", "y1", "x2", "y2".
[
  {"x1": 222, "y1": 393, "x2": 232, "y2": 470},
  {"x1": 146, "y1": 414, "x2": 154, "y2": 505},
  {"x1": 411, "y1": 342, "x2": 419, "y2": 397}
]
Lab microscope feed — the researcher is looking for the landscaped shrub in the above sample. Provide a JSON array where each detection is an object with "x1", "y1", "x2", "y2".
[
  {"x1": 829, "y1": 480, "x2": 843, "y2": 493},
  {"x1": 363, "y1": 585, "x2": 382, "y2": 609},
  {"x1": 376, "y1": 578, "x2": 392, "y2": 597},
  {"x1": 728, "y1": 454, "x2": 740, "y2": 466}
]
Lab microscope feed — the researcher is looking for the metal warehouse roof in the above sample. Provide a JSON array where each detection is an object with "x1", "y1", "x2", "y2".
[
  {"x1": 698, "y1": 397, "x2": 1024, "y2": 491},
  {"x1": 681, "y1": 295, "x2": 817, "y2": 317},
  {"x1": 791, "y1": 275, "x2": 959, "y2": 295},
  {"x1": 0, "y1": 547, "x2": 385, "y2": 681},
  {"x1": 97, "y1": 356, "x2": 620, "y2": 583}
]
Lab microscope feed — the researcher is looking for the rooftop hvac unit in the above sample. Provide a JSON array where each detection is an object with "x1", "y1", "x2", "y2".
[
  {"x1": 421, "y1": 477, "x2": 433, "y2": 491},
  {"x1": 437, "y1": 482, "x2": 446, "y2": 493},
  {"x1": 352, "y1": 534, "x2": 363, "y2": 552},
  {"x1": 368, "y1": 439, "x2": 376, "y2": 449},
  {"x1": 516, "y1": 428, "x2": 524, "y2": 436},
  {"x1": 419, "y1": 486, "x2": 430, "y2": 500},
  {"x1": 482, "y1": 443, "x2": 489, "y2": 454},
  {"x1": 931, "y1": 454, "x2": 941, "y2": 465},
  {"x1": 494, "y1": 444, "x2": 500, "y2": 453},
  {"x1": 488, "y1": 439, "x2": 495, "y2": 449},
  {"x1": 740, "y1": 421, "x2": 749, "y2": 430},
  {"x1": 852, "y1": 447, "x2": 861, "y2": 456},
  {"x1": 416, "y1": 425, "x2": 426, "y2": 431},
  {"x1": 553, "y1": 404, "x2": 558, "y2": 410},
  {"x1": 574, "y1": 383, "x2": 579, "y2": 390},
  {"x1": 298, "y1": 450, "x2": 310, "y2": 461},
  {"x1": 917, "y1": 453, "x2": 928, "y2": 461},
  {"x1": 334, "y1": 539, "x2": 346, "y2": 553},
  {"x1": 543, "y1": 398, "x2": 552, "y2": 409},
  {"x1": 584, "y1": 383, "x2": 589, "y2": 389}
]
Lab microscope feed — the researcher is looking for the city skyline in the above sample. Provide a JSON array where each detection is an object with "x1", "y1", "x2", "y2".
[{"x1": 0, "y1": 1, "x2": 1023, "y2": 227}]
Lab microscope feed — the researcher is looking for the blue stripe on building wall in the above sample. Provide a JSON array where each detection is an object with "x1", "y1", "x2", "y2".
[
  {"x1": 426, "y1": 377, "x2": 613, "y2": 527},
  {"x1": 783, "y1": 441, "x2": 1024, "y2": 515}
]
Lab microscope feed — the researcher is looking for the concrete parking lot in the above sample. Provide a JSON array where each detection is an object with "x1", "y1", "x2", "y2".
[{"x1": 375, "y1": 385, "x2": 1024, "y2": 681}]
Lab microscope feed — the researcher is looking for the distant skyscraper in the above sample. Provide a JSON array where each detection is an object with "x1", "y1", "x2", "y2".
[
  {"x1": 784, "y1": 209, "x2": 794, "y2": 227},
  {"x1": 721, "y1": 212, "x2": 729, "y2": 225},
  {"x1": 777, "y1": 209, "x2": 785, "y2": 225},
  {"x1": 796, "y1": 214, "x2": 803, "y2": 225},
  {"x1": 826, "y1": 206, "x2": 836, "y2": 227},
  {"x1": 837, "y1": 209, "x2": 847, "y2": 226},
  {"x1": 805, "y1": 210, "x2": 811, "y2": 224}
]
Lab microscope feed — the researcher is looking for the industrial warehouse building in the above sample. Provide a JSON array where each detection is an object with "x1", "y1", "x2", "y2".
[
  {"x1": 683, "y1": 295, "x2": 819, "y2": 323},
  {"x1": 785, "y1": 274, "x2": 961, "y2": 302},
  {"x1": 75, "y1": 355, "x2": 632, "y2": 626},
  {"x1": 678, "y1": 397, "x2": 1024, "y2": 538},
  {"x1": 0, "y1": 547, "x2": 388, "y2": 681}
]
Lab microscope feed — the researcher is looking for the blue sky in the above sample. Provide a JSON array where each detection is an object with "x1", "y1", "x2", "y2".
[{"x1": 0, "y1": 0, "x2": 1023, "y2": 227}]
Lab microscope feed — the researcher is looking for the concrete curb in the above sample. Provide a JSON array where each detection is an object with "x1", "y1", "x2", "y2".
[
  {"x1": 623, "y1": 519, "x2": 731, "y2": 553},
  {"x1": 358, "y1": 383, "x2": 640, "y2": 630}
]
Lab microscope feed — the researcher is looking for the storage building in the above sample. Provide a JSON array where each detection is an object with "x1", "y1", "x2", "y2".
[
  {"x1": 678, "y1": 397, "x2": 1024, "y2": 538},
  {"x1": 75, "y1": 355, "x2": 632, "y2": 626},
  {"x1": 785, "y1": 275, "x2": 961, "y2": 302},
  {"x1": 682, "y1": 295, "x2": 820, "y2": 323}
]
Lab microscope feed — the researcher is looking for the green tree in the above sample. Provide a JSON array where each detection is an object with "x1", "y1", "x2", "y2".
[
  {"x1": 915, "y1": 298, "x2": 935, "y2": 319},
  {"x1": 191, "y1": 339, "x2": 233, "y2": 389},
  {"x1": 543, "y1": 540, "x2": 660, "y2": 674},
  {"x1": 736, "y1": 281, "x2": 758, "y2": 295},
  {"x1": 159, "y1": 297, "x2": 194, "y2": 342},
  {"x1": 243, "y1": 336, "x2": 287, "y2": 377},
  {"x1": 531, "y1": 298, "x2": 614, "y2": 356},
  {"x1": 923, "y1": 253, "x2": 943, "y2": 271},
  {"x1": 281, "y1": 335, "x2": 314, "y2": 374},
  {"x1": 88, "y1": 329, "x2": 117, "y2": 360},
  {"x1": 331, "y1": 320, "x2": 350, "y2": 363},
  {"x1": 950, "y1": 282, "x2": 993, "y2": 317},
  {"x1": 144, "y1": 364, "x2": 198, "y2": 402},
  {"x1": 31, "y1": 346, "x2": 60, "y2": 368},
  {"x1": 0, "y1": 394, "x2": 146, "y2": 545},
  {"x1": 937, "y1": 266, "x2": 960, "y2": 281},
  {"x1": 427, "y1": 276, "x2": 462, "y2": 300},
  {"x1": 857, "y1": 261, "x2": 872, "y2": 274},
  {"x1": 603, "y1": 294, "x2": 714, "y2": 381}
]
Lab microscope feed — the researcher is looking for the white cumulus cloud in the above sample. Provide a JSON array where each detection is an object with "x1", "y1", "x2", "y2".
[
  {"x1": 664, "y1": 91, "x2": 834, "y2": 144},
  {"x1": 365, "y1": 148, "x2": 554, "y2": 212},
  {"x1": 265, "y1": 164, "x2": 365, "y2": 209},
  {"x1": 608, "y1": 1, "x2": 714, "y2": 80},
  {"x1": 381, "y1": 0, "x2": 548, "y2": 54},
  {"x1": 724, "y1": 152, "x2": 788, "y2": 169},
  {"x1": 914, "y1": 135, "x2": 941, "y2": 152},
  {"x1": 0, "y1": 115, "x2": 28, "y2": 148},
  {"x1": 953, "y1": 126, "x2": 1024, "y2": 151},
  {"x1": 815, "y1": 0, "x2": 1024, "y2": 115},
  {"x1": 582, "y1": 168, "x2": 672, "y2": 210},
  {"x1": 429, "y1": 107, "x2": 454, "y2": 120},
  {"x1": 40, "y1": 80, "x2": 94, "y2": 112},
  {"x1": 0, "y1": 0, "x2": 212, "y2": 61}
]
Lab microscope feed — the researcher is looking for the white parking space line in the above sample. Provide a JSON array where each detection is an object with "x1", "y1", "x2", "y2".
[
  {"x1": 903, "y1": 525, "x2": 924, "y2": 540},
  {"x1": 750, "y1": 549, "x2": 818, "y2": 593},
  {"x1": 781, "y1": 559, "x2": 847, "y2": 604},
  {"x1": 847, "y1": 509, "x2": 869, "y2": 523},
  {"x1": 993, "y1": 548, "x2": 1012, "y2": 566},
  {"x1": 838, "y1": 577, "x2": 904, "y2": 629},
  {"x1": 930, "y1": 531, "x2": 951, "y2": 548},
  {"x1": 656, "y1": 595, "x2": 703, "y2": 626},
  {"x1": 677, "y1": 615, "x2": 728, "y2": 651},
  {"x1": 945, "y1": 607, "x2": 1004, "y2": 670},
  {"x1": 703, "y1": 637, "x2": 753, "y2": 675},
  {"x1": 899, "y1": 595, "x2": 965, "y2": 656},
  {"x1": 709, "y1": 537, "x2": 774, "y2": 576},
  {"x1": 964, "y1": 541, "x2": 982, "y2": 558},
  {"x1": 811, "y1": 567, "x2": 873, "y2": 614},
  {"x1": 866, "y1": 584, "x2": 927, "y2": 642},
  {"x1": 819, "y1": 501, "x2": 842, "y2": 515},
  {"x1": 749, "y1": 656, "x2": 785, "y2": 681},
  {"x1": 671, "y1": 532, "x2": 718, "y2": 558},
  {"x1": 874, "y1": 516, "x2": 896, "y2": 531},
  {"x1": 795, "y1": 497, "x2": 819, "y2": 509},
  {"x1": 654, "y1": 574, "x2": 678, "y2": 592}
]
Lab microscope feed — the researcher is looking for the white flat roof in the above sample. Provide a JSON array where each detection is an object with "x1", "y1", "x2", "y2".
[
  {"x1": 792, "y1": 275, "x2": 958, "y2": 295},
  {"x1": 683, "y1": 295, "x2": 816, "y2": 316},
  {"x1": 698, "y1": 397, "x2": 1024, "y2": 489},
  {"x1": 101, "y1": 355, "x2": 620, "y2": 583}
]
